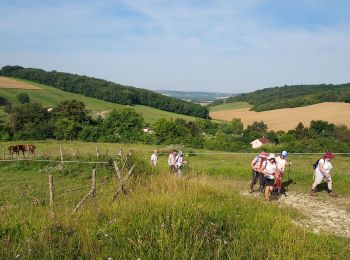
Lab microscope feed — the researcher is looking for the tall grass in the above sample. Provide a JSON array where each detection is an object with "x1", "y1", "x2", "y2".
[{"x1": 0, "y1": 157, "x2": 349, "y2": 259}]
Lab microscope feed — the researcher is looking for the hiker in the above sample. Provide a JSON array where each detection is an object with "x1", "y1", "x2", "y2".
[
  {"x1": 275, "y1": 151, "x2": 288, "y2": 193},
  {"x1": 168, "y1": 150, "x2": 177, "y2": 172},
  {"x1": 310, "y1": 152, "x2": 337, "y2": 197},
  {"x1": 263, "y1": 153, "x2": 278, "y2": 200},
  {"x1": 150, "y1": 150, "x2": 158, "y2": 166},
  {"x1": 250, "y1": 151, "x2": 268, "y2": 193},
  {"x1": 175, "y1": 151, "x2": 184, "y2": 177}
]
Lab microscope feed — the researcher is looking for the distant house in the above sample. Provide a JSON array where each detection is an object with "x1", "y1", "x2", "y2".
[
  {"x1": 142, "y1": 128, "x2": 154, "y2": 134},
  {"x1": 250, "y1": 137, "x2": 271, "y2": 149}
]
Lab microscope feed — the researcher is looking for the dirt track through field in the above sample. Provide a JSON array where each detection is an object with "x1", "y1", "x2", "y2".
[
  {"x1": 243, "y1": 190, "x2": 350, "y2": 238},
  {"x1": 210, "y1": 102, "x2": 350, "y2": 131},
  {"x1": 0, "y1": 76, "x2": 41, "y2": 90}
]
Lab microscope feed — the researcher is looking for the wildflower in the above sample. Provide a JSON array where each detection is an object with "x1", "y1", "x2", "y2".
[
  {"x1": 28, "y1": 248, "x2": 33, "y2": 253},
  {"x1": 224, "y1": 240, "x2": 228, "y2": 245},
  {"x1": 15, "y1": 254, "x2": 20, "y2": 258},
  {"x1": 104, "y1": 234, "x2": 108, "y2": 237}
]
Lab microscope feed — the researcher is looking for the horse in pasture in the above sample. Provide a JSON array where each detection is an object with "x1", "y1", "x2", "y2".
[
  {"x1": 8, "y1": 145, "x2": 19, "y2": 156},
  {"x1": 25, "y1": 144, "x2": 36, "y2": 156},
  {"x1": 8, "y1": 144, "x2": 36, "y2": 157}
]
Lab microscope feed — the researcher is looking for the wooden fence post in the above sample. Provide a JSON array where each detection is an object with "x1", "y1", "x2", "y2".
[
  {"x1": 96, "y1": 146, "x2": 100, "y2": 158},
  {"x1": 73, "y1": 168, "x2": 97, "y2": 213},
  {"x1": 59, "y1": 145, "x2": 64, "y2": 163},
  {"x1": 113, "y1": 161, "x2": 121, "y2": 180},
  {"x1": 92, "y1": 168, "x2": 96, "y2": 197},
  {"x1": 49, "y1": 175, "x2": 55, "y2": 217},
  {"x1": 112, "y1": 164, "x2": 135, "y2": 202}
]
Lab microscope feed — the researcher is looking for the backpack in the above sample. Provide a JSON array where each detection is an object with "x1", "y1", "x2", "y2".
[{"x1": 312, "y1": 159, "x2": 322, "y2": 170}]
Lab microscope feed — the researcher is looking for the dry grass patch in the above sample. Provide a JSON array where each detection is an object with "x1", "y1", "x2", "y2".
[
  {"x1": 210, "y1": 102, "x2": 350, "y2": 131},
  {"x1": 0, "y1": 76, "x2": 41, "y2": 90}
]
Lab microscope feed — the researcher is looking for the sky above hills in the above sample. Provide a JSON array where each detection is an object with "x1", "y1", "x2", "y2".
[{"x1": 1, "y1": 0, "x2": 350, "y2": 92}]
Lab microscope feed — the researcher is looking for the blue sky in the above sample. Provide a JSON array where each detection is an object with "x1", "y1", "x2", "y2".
[{"x1": 1, "y1": 0, "x2": 350, "y2": 92}]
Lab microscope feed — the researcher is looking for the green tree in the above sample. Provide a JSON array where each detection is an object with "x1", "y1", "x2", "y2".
[
  {"x1": 16, "y1": 93, "x2": 30, "y2": 104},
  {"x1": 54, "y1": 118, "x2": 82, "y2": 140},
  {"x1": 101, "y1": 109, "x2": 144, "y2": 142},
  {"x1": 309, "y1": 120, "x2": 335, "y2": 137},
  {"x1": 53, "y1": 99, "x2": 90, "y2": 123},
  {"x1": 9, "y1": 103, "x2": 49, "y2": 134}
]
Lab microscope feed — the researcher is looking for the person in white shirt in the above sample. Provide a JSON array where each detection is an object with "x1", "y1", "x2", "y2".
[
  {"x1": 310, "y1": 151, "x2": 337, "y2": 197},
  {"x1": 263, "y1": 153, "x2": 277, "y2": 200},
  {"x1": 175, "y1": 151, "x2": 184, "y2": 177},
  {"x1": 150, "y1": 150, "x2": 158, "y2": 166},
  {"x1": 275, "y1": 150, "x2": 288, "y2": 193},
  {"x1": 168, "y1": 150, "x2": 177, "y2": 172}
]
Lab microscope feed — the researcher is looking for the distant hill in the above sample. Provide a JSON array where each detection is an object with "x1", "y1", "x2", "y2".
[
  {"x1": 157, "y1": 90, "x2": 236, "y2": 102},
  {"x1": 0, "y1": 77, "x2": 198, "y2": 124},
  {"x1": 212, "y1": 84, "x2": 350, "y2": 111},
  {"x1": 0, "y1": 66, "x2": 208, "y2": 118}
]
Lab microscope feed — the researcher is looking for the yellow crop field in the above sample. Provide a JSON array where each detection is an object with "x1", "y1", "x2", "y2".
[
  {"x1": 0, "y1": 76, "x2": 41, "y2": 89},
  {"x1": 210, "y1": 102, "x2": 350, "y2": 131}
]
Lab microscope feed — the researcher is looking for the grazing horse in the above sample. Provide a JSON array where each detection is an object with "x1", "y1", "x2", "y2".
[
  {"x1": 17, "y1": 145, "x2": 27, "y2": 156},
  {"x1": 26, "y1": 144, "x2": 36, "y2": 156},
  {"x1": 8, "y1": 145, "x2": 19, "y2": 156}
]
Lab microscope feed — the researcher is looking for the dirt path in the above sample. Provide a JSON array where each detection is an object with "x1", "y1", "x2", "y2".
[{"x1": 242, "y1": 190, "x2": 350, "y2": 238}]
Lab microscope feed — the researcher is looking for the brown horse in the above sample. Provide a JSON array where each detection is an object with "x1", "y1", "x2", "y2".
[
  {"x1": 26, "y1": 144, "x2": 36, "y2": 156},
  {"x1": 8, "y1": 145, "x2": 19, "y2": 156},
  {"x1": 8, "y1": 144, "x2": 35, "y2": 157}
]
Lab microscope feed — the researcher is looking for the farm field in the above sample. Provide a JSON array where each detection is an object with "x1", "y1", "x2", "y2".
[
  {"x1": 209, "y1": 101, "x2": 251, "y2": 112},
  {"x1": 0, "y1": 141, "x2": 349, "y2": 258},
  {"x1": 210, "y1": 102, "x2": 350, "y2": 131},
  {"x1": 0, "y1": 77, "x2": 197, "y2": 124},
  {"x1": 0, "y1": 76, "x2": 41, "y2": 90}
]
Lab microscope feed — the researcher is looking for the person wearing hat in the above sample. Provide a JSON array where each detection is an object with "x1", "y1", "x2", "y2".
[
  {"x1": 263, "y1": 153, "x2": 278, "y2": 200},
  {"x1": 250, "y1": 151, "x2": 268, "y2": 193},
  {"x1": 150, "y1": 150, "x2": 158, "y2": 166},
  {"x1": 310, "y1": 151, "x2": 337, "y2": 197}
]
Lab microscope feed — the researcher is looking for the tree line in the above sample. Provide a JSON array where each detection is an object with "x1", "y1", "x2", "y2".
[
  {"x1": 210, "y1": 83, "x2": 350, "y2": 111},
  {"x1": 1, "y1": 99, "x2": 349, "y2": 153},
  {"x1": 0, "y1": 66, "x2": 209, "y2": 118}
]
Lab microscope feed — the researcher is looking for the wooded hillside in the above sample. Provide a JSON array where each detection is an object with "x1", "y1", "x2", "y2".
[
  {"x1": 0, "y1": 66, "x2": 209, "y2": 118},
  {"x1": 214, "y1": 83, "x2": 350, "y2": 111}
]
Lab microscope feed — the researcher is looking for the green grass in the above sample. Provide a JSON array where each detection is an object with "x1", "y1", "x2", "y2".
[
  {"x1": 209, "y1": 102, "x2": 251, "y2": 112},
  {"x1": 0, "y1": 141, "x2": 349, "y2": 258},
  {"x1": 0, "y1": 78, "x2": 197, "y2": 124}
]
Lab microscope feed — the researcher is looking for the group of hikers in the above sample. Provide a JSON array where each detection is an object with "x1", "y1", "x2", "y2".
[
  {"x1": 250, "y1": 151, "x2": 288, "y2": 200},
  {"x1": 150, "y1": 148, "x2": 337, "y2": 200},
  {"x1": 250, "y1": 150, "x2": 337, "y2": 200},
  {"x1": 150, "y1": 149, "x2": 186, "y2": 177}
]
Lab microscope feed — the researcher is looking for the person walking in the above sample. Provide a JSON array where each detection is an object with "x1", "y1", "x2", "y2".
[
  {"x1": 250, "y1": 151, "x2": 268, "y2": 193},
  {"x1": 151, "y1": 150, "x2": 158, "y2": 166},
  {"x1": 275, "y1": 150, "x2": 288, "y2": 193},
  {"x1": 175, "y1": 151, "x2": 184, "y2": 177},
  {"x1": 168, "y1": 150, "x2": 177, "y2": 172},
  {"x1": 310, "y1": 152, "x2": 337, "y2": 197},
  {"x1": 263, "y1": 153, "x2": 278, "y2": 200}
]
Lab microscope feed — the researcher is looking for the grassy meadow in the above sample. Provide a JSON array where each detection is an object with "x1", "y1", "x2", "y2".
[
  {"x1": 0, "y1": 77, "x2": 197, "y2": 124},
  {"x1": 0, "y1": 141, "x2": 349, "y2": 259},
  {"x1": 208, "y1": 102, "x2": 252, "y2": 112}
]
